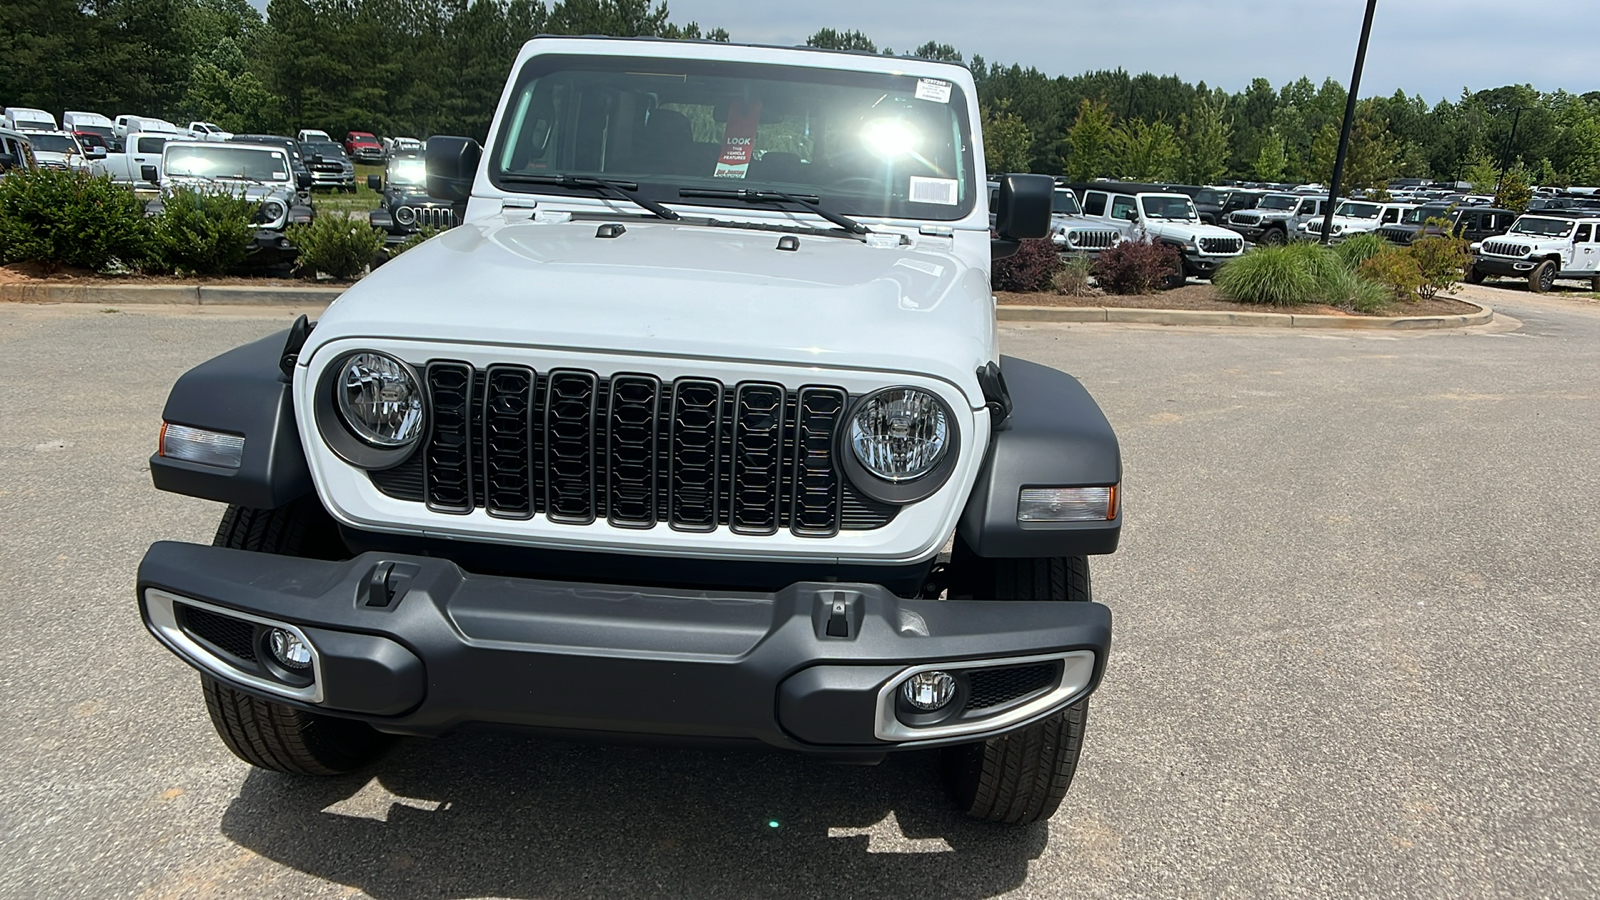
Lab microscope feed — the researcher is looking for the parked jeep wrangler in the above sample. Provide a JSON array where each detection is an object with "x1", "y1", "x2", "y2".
[
  {"x1": 142, "y1": 140, "x2": 316, "y2": 265},
  {"x1": 1378, "y1": 205, "x2": 1517, "y2": 246},
  {"x1": 1298, "y1": 199, "x2": 1417, "y2": 243},
  {"x1": 1470, "y1": 212, "x2": 1600, "y2": 292},
  {"x1": 367, "y1": 152, "x2": 458, "y2": 245},
  {"x1": 137, "y1": 38, "x2": 1121, "y2": 825},
  {"x1": 1066, "y1": 181, "x2": 1245, "y2": 278},
  {"x1": 1226, "y1": 192, "x2": 1330, "y2": 245},
  {"x1": 1047, "y1": 186, "x2": 1122, "y2": 254}
]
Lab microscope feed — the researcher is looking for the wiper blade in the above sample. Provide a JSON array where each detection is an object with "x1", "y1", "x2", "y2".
[
  {"x1": 679, "y1": 188, "x2": 868, "y2": 235},
  {"x1": 500, "y1": 173, "x2": 679, "y2": 221}
]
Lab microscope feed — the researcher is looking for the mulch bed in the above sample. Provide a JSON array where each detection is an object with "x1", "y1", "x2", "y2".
[
  {"x1": 996, "y1": 283, "x2": 1481, "y2": 318},
  {"x1": 0, "y1": 262, "x2": 341, "y2": 288}
]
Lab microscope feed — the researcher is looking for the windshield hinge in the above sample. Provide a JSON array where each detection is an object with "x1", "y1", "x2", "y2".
[{"x1": 976, "y1": 362, "x2": 1012, "y2": 427}]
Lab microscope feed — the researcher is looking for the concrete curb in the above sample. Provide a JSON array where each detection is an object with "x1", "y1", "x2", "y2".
[
  {"x1": 0, "y1": 282, "x2": 345, "y2": 306},
  {"x1": 997, "y1": 297, "x2": 1493, "y2": 330}
]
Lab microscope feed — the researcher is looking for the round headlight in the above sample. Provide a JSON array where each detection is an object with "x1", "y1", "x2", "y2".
[
  {"x1": 848, "y1": 388, "x2": 949, "y2": 483},
  {"x1": 394, "y1": 205, "x2": 416, "y2": 226},
  {"x1": 260, "y1": 199, "x2": 287, "y2": 224},
  {"x1": 335, "y1": 352, "x2": 425, "y2": 447}
]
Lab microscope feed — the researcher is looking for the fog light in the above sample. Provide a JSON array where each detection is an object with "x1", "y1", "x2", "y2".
[
  {"x1": 268, "y1": 628, "x2": 313, "y2": 670},
  {"x1": 1018, "y1": 485, "x2": 1117, "y2": 523},
  {"x1": 900, "y1": 671, "x2": 957, "y2": 711},
  {"x1": 159, "y1": 422, "x2": 244, "y2": 469}
]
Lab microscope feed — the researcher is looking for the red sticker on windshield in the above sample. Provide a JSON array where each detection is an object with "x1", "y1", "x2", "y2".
[{"x1": 714, "y1": 100, "x2": 761, "y2": 179}]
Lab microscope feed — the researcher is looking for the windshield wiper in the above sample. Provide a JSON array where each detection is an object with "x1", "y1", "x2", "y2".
[
  {"x1": 678, "y1": 188, "x2": 868, "y2": 235},
  {"x1": 500, "y1": 173, "x2": 679, "y2": 221}
]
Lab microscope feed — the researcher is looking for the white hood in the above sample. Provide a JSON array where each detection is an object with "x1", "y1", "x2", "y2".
[{"x1": 306, "y1": 216, "x2": 995, "y2": 404}]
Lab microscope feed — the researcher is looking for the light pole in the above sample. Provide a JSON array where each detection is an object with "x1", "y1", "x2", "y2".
[
  {"x1": 1495, "y1": 106, "x2": 1531, "y2": 195},
  {"x1": 1319, "y1": 0, "x2": 1380, "y2": 245}
]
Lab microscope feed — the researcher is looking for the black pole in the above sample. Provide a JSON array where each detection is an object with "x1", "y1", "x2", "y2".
[
  {"x1": 1319, "y1": 0, "x2": 1379, "y2": 245},
  {"x1": 1495, "y1": 107, "x2": 1526, "y2": 195}
]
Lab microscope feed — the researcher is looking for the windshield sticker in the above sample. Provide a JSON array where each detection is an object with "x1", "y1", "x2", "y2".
[
  {"x1": 915, "y1": 79, "x2": 952, "y2": 104},
  {"x1": 908, "y1": 176, "x2": 958, "y2": 206},
  {"x1": 713, "y1": 100, "x2": 761, "y2": 179}
]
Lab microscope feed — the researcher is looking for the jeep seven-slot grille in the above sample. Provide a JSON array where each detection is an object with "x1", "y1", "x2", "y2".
[
  {"x1": 1379, "y1": 226, "x2": 1414, "y2": 244},
  {"x1": 1067, "y1": 229, "x2": 1118, "y2": 250},
  {"x1": 1199, "y1": 236, "x2": 1243, "y2": 255},
  {"x1": 1482, "y1": 239, "x2": 1529, "y2": 258},
  {"x1": 370, "y1": 365, "x2": 897, "y2": 535}
]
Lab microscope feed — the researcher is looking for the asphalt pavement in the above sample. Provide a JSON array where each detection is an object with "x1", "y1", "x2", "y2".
[{"x1": 1, "y1": 287, "x2": 1596, "y2": 899}]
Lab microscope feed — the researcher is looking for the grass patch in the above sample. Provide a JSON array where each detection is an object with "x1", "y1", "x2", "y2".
[{"x1": 309, "y1": 163, "x2": 384, "y2": 215}]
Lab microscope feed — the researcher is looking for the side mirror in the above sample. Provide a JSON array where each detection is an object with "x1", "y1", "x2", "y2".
[
  {"x1": 367, "y1": 174, "x2": 382, "y2": 192},
  {"x1": 88, "y1": 146, "x2": 107, "y2": 159},
  {"x1": 0, "y1": 152, "x2": 16, "y2": 170},
  {"x1": 426, "y1": 136, "x2": 482, "y2": 202},
  {"x1": 296, "y1": 172, "x2": 313, "y2": 190},
  {"x1": 140, "y1": 165, "x2": 159, "y2": 183}
]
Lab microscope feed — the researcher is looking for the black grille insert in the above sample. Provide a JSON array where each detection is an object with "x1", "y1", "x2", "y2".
[
  {"x1": 966, "y1": 663, "x2": 1057, "y2": 711},
  {"x1": 371, "y1": 366, "x2": 899, "y2": 534},
  {"x1": 182, "y1": 606, "x2": 256, "y2": 663}
]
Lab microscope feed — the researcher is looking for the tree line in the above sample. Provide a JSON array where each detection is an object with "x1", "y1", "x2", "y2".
[{"x1": 3, "y1": 2, "x2": 1597, "y2": 189}]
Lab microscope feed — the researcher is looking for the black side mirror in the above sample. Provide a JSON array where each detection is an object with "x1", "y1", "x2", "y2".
[
  {"x1": 296, "y1": 172, "x2": 313, "y2": 190},
  {"x1": 426, "y1": 136, "x2": 482, "y2": 202},
  {"x1": 0, "y1": 152, "x2": 16, "y2": 170},
  {"x1": 992, "y1": 173, "x2": 1053, "y2": 259},
  {"x1": 366, "y1": 174, "x2": 382, "y2": 192},
  {"x1": 140, "y1": 165, "x2": 159, "y2": 183}
]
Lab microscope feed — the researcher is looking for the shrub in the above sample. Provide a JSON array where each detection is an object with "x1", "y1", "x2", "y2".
[
  {"x1": 0, "y1": 169, "x2": 151, "y2": 271},
  {"x1": 1053, "y1": 254, "x2": 1095, "y2": 296},
  {"x1": 992, "y1": 238, "x2": 1062, "y2": 293},
  {"x1": 1334, "y1": 232, "x2": 1387, "y2": 270},
  {"x1": 1359, "y1": 250, "x2": 1425, "y2": 302},
  {"x1": 1317, "y1": 262, "x2": 1390, "y2": 313},
  {"x1": 150, "y1": 186, "x2": 256, "y2": 275},
  {"x1": 1408, "y1": 233, "x2": 1469, "y2": 299},
  {"x1": 390, "y1": 226, "x2": 442, "y2": 257},
  {"x1": 286, "y1": 214, "x2": 386, "y2": 280},
  {"x1": 1092, "y1": 239, "x2": 1180, "y2": 295},
  {"x1": 1212, "y1": 244, "x2": 1319, "y2": 306}
]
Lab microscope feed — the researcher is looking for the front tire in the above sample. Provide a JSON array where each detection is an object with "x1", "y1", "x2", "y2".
[
  {"x1": 1465, "y1": 263, "x2": 1486, "y2": 285},
  {"x1": 1530, "y1": 259, "x2": 1556, "y2": 293},
  {"x1": 941, "y1": 553, "x2": 1093, "y2": 824},
  {"x1": 203, "y1": 500, "x2": 390, "y2": 775},
  {"x1": 1258, "y1": 227, "x2": 1286, "y2": 246}
]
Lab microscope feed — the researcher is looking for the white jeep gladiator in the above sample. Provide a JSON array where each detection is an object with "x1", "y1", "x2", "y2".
[
  {"x1": 1470, "y1": 213, "x2": 1600, "y2": 292},
  {"x1": 1067, "y1": 182, "x2": 1245, "y2": 278},
  {"x1": 137, "y1": 38, "x2": 1121, "y2": 824}
]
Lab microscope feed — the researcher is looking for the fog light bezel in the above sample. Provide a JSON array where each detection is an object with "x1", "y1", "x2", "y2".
[
  {"x1": 143, "y1": 589, "x2": 324, "y2": 703},
  {"x1": 874, "y1": 651, "x2": 1097, "y2": 743}
]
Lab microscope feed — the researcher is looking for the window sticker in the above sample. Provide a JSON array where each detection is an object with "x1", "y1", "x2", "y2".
[
  {"x1": 915, "y1": 79, "x2": 952, "y2": 104},
  {"x1": 713, "y1": 100, "x2": 762, "y2": 179},
  {"x1": 908, "y1": 176, "x2": 958, "y2": 206}
]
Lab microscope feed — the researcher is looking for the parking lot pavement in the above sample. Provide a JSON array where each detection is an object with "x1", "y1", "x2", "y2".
[{"x1": 2, "y1": 298, "x2": 1597, "y2": 899}]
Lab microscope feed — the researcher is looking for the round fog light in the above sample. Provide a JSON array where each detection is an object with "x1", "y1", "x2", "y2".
[
  {"x1": 268, "y1": 628, "x2": 312, "y2": 670},
  {"x1": 900, "y1": 671, "x2": 957, "y2": 711}
]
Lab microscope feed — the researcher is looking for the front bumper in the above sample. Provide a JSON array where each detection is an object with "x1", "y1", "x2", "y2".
[
  {"x1": 309, "y1": 171, "x2": 354, "y2": 188},
  {"x1": 1472, "y1": 256, "x2": 1537, "y2": 276},
  {"x1": 137, "y1": 541, "x2": 1111, "y2": 753},
  {"x1": 1182, "y1": 254, "x2": 1232, "y2": 277}
]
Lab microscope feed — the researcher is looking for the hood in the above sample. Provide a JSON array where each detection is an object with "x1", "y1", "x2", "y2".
[
  {"x1": 309, "y1": 217, "x2": 993, "y2": 403},
  {"x1": 1143, "y1": 220, "x2": 1242, "y2": 240}
]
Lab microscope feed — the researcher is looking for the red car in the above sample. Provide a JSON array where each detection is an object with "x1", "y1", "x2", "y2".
[{"x1": 344, "y1": 131, "x2": 384, "y2": 164}]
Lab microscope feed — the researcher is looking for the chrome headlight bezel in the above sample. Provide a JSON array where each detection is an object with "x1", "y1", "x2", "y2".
[
  {"x1": 313, "y1": 351, "x2": 427, "y2": 470},
  {"x1": 838, "y1": 387, "x2": 960, "y2": 505}
]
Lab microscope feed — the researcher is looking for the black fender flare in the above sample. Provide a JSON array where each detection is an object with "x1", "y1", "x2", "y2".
[
  {"x1": 957, "y1": 356, "x2": 1122, "y2": 557},
  {"x1": 149, "y1": 329, "x2": 313, "y2": 509}
]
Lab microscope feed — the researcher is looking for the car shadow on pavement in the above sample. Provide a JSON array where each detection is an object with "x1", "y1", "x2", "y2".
[{"x1": 219, "y1": 729, "x2": 1048, "y2": 899}]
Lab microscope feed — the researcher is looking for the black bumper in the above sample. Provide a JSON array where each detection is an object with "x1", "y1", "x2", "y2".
[
  {"x1": 137, "y1": 542, "x2": 1111, "y2": 753},
  {"x1": 1182, "y1": 255, "x2": 1230, "y2": 277},
  {"x1": 1472, "y1": 256, "x2": 1536, "y2": 277}
]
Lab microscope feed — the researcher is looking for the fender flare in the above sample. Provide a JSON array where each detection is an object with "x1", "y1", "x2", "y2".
[
  {"x1": 957, "y1": 356, "x2": 1122, "y2": 558},
  {"x1": 149, "y1": 329, "x2": 312, "y2": 509}
]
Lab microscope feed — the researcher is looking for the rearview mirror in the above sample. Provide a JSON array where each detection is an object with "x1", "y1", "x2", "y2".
[
  {"x1": 140, "y1": 165, "x2": 159, "y2": 183},
  {"x1": 367, "y1": 174, "x2": 382, "y2": 192},
  {"x1": 991, "y1": 173, "x2": 1053, "y2": 259},
  {"x1": 426, "y1": 136, "x2": 482, "y2": 202}
]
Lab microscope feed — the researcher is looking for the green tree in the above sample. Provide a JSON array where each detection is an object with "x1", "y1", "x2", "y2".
[
  {"x1": 1113, "y1": 118, "x2": 1180, "y2": 181},
  {"x1": 909, "y1": 41, "x2": 961, "y2": 62},
  {"x1": 1495, "y1": 165, "x2": 1532, "y2": 212},
  {"x1": 805, "y1": 28, "x2": 875, "y2": 52},
  {"x1": 1461, "y1": 151, "x2": 1500, "y2": 194},
  {"x1": 1178, "y1": 95, "x2": 1231, "y2": 183},
  {"x1": 1064, "y1": 98, "x2": 1114, "y2": 181},
  {"x1": 982, "y1": 99, "x2": 1033, "y2": 174},
  {"x1": 1253, "y1": 128, "x2": 1287, "y2": 181}
]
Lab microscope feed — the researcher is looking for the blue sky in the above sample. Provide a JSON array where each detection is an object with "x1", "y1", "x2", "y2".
[{"x1": 245, "y1": 0, "x2": 1594, "y2": 102}]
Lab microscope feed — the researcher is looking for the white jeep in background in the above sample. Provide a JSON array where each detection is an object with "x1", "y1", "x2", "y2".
[
  {"x1": 1470, "y1": 213, "x2": 1600, "y2": 292},
  {"x1": 1226, "y1": 192, "x2": 1331, "y2": 245},
  {"x1": 137, "y1": 36, "x2": 1123, "y2": 826},
  {"x1": 1299, "y1": 200, "x2": 1418, "y2": 243},
  {"x1": 1049, "y1": 187, "x2": 1122, "y2": 255},
  {"x1": 1071, "y1": 183, "x2": 1245, "y2": 278}
]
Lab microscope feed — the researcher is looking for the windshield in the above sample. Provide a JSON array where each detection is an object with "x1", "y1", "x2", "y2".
[
  {"x1": 27, "y1": 134, "x2": 79, "y2": 153},
  {"x1": 165, "y1": 145, "x2": 290, "y2": 181},
  {"x1": 1511, "y1": 217, "x2": 1575, "y2": 237},
  {"x1": 491, "y1": 55, "x2": 976, "y2": 221},
  {"x1": 386, "y1": 157, "x2": 427, "y2": 186},
  {"x1": 305, "y1": 142, "x2": 344, "y2": 158},
  {"x1": 1140, "y1": 195, "x2": 1198, "y2": 220},
  {"x1": 1401, "y1": 206, "x2": 1451, "y2": 225},
  {"x1": 1052, "y1": 190, "x2": 1081, "y2": 215},
  {"x1": 1257, "y1": 195, "x2": 1298, "y2": 210},
  {"x1": 1337, "y1": 202, "x2": 1380, "y2": 219}
]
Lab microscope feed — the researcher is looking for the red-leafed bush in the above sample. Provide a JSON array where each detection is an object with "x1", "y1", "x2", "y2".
[
  {"x1": 1092, "y1": 239, "x2": 1181, "y2": 294},
  {"x1": 992, "y1": 238, "x2": 1063, "y2": 292}
]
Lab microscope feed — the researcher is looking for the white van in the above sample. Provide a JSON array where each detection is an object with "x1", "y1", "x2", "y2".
[{"x1": 3, "y1": 107, "x2": 56, "y2": 132}]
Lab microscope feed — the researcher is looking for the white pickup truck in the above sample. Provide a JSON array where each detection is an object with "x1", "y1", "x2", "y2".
[{"x1": 91, "y1": 132, "x2": 176, "y2": 185}]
